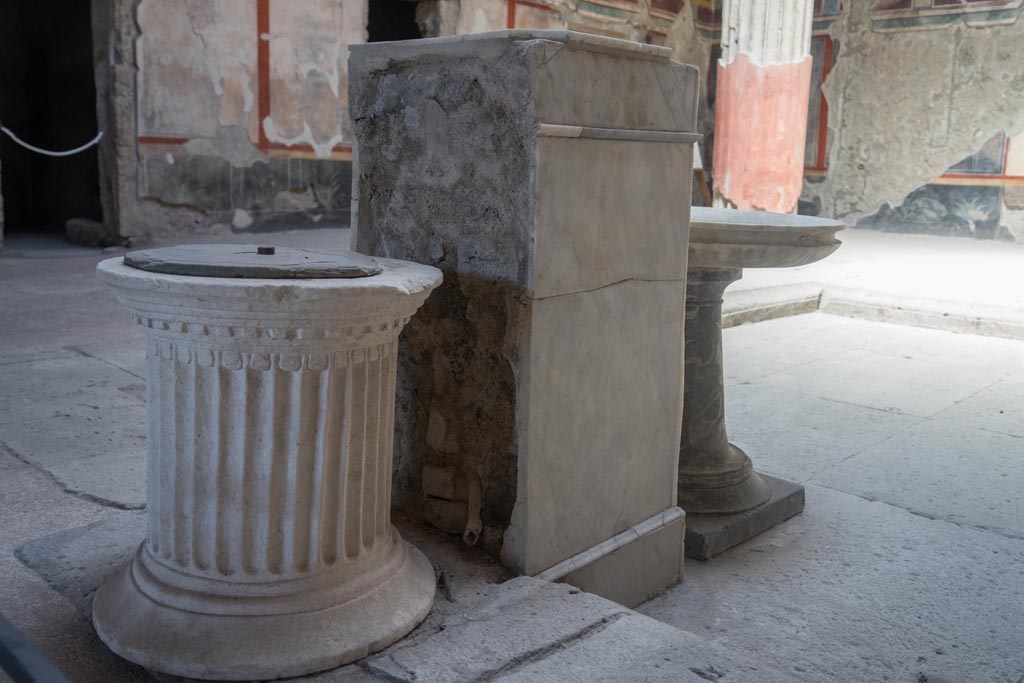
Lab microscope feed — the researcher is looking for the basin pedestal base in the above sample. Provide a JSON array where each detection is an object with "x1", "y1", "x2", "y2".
[
  {"x1": 684, "y1": 474, "x2": 804, "y2": 560},
  {"x1": 679, "y1": 267, "x2": 804, "y2": 560}
]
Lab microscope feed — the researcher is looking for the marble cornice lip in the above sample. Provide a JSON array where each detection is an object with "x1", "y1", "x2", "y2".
[
  {"x1": 96, "y1": 257, "x2": 442, "y2": 313},
  {"x1": 687, "y1": 208, "x2": 844, "y2": 270}
]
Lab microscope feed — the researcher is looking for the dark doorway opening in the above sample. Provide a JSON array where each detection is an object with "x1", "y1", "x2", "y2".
[
  {"x1": 367, "y1": 0, "x2": 423, "y2": 42},
  {"x1": 0, "y1": 0, "x2": 101, "y2": 238}
]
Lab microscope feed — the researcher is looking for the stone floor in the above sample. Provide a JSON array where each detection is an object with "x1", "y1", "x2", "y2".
[
  {"x1": 1, "y1": 230, "x2": 1023, "y2": 682},
  {"x1": 641, "y1": 313, "x2": 1024, "y2": 683}
]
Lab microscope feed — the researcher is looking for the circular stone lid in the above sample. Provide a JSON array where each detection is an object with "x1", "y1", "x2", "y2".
[{"x1": 124, "y1": 244, "x2": 382, "y2": 279}]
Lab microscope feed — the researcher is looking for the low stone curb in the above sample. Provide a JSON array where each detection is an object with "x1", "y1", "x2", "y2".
[{"x1": 724, "y1": 281, "x2": 1024, "y2": 340}]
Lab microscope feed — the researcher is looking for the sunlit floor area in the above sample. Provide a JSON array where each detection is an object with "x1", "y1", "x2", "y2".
[{"x1": 643, "y1": 313, "x2": 1024, "y2": 683}]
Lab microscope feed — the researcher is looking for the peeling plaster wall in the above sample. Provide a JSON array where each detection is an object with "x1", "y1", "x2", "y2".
[
  {"x1": 93, "y1": 0, "x2": 365, "y2": 245},
  {"x1": 809, "y1": 2, "x2": 1024, "y2": 232},
  {"x1": 92, "y1": 0, "x2": 704, "y2": 243}
]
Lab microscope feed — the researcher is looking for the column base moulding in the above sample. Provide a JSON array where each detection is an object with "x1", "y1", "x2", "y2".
[{"x1": 94, "y1": 534, "x2": 435, "y2": 681}]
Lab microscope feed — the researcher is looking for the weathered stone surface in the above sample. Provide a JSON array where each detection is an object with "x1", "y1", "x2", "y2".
[
  {"x1": 368, "y1": 577, "x2": 799, "y2": 683},
  {"x1": 641, "y1": 484, "x2": 1024, "y2": 683},
  {"x1": 367, "y1": 577, "x2": 625, "y2": 682},
  {"x1": 533, "y1": 136, "x2": 692, "y2": 297},
  {"x1": 15, "y1": 512, "x2": 146, "y2": 614},
  {"x1": 814, "y1": 419, "x2": 1024, "y2": 540},
  {"x1": 1, "y1": 405, "x2": 148, "y2": 509},
  {"x1": 350, "y1": 30, "x2": 698, "y2": 597},
  {"x1": 91, "y1": 255, "x2": 442, "y2": 680},
  {"x1": 495, "y1": 611, "x2": 799, "y2": 683},
  {"x1": 811, "y1": 2, "x2": 1024, "y2": 224},
  {"x1": 0, "y1": 354, "x2": 148, "y2": 509}
]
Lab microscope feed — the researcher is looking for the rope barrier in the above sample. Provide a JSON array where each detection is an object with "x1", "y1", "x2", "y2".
[{"x1": 0, "y1": 124, "x2": 104, "y2": 157}]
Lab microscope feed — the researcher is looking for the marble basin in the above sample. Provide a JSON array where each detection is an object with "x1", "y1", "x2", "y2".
[
  {"x1": 688, "y1": 207, "x2": 843, "y2": 269},
  {"x1": 678, "y1": 208, "x2": 845, "y2": 559}
]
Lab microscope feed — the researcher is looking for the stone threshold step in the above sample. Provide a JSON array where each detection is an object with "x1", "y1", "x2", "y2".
[
  {"x1": 723, "y1": 282, "x2": 1024, "y2": 341},
  {"x1": 361, "y1": 577, "x2": 799, "y2": 683}
]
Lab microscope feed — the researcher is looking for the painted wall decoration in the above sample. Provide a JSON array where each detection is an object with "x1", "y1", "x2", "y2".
[
  {"x1": 812, "y1": 0, "x2": 843, "y2": 30},
  {"x1": 504, "y1": 0, "x2": 682, "y2": 42},
  {"x1": 858, "y1": 133, "x2": 1024, "y2": 240},
  {"x1": 870, "y1": 0, "x2": 1023, "y2": 31},
  {"x1": 804, "y1": 35, "x2": 836, "y2": 173},
  {"x1": 134, "y1": 0, "x2": 363, "y2": 229}
]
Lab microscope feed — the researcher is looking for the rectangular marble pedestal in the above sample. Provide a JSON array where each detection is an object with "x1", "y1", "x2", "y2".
[
  {"x1": 349, "y1": 30, "x2": 699, "y2": 603},
  {"x1": 684, "y1": 474, "x2": 804, "y2": 560}
]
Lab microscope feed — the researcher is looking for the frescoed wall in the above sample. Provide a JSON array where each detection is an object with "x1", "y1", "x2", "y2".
[
  {"x1": 870, "y1": 0, "x2": 1023, "y2": 31},
  {"x1": 133, "y1": 1, "x2": 361, "y2": 239},
  {"x1": 93, "y1": 0, "x2": 692, "y2": 244},
  {"x1": 800, "y1": 0, "x2": 1024, "y2": 241},
  {"x1": 89, "y1": 0, "x2": 1024, "y2": 244},
  {"x1": 859, "y1": 133, "x2": 1024, "y2": 241},
  {"x1": 92, "y1": 0, "x2": 366, "y2": 244}
]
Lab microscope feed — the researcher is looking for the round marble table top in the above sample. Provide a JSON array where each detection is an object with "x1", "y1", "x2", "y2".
[{"x1": 688, "y1": 207, "x2": 844, "y2": 269}]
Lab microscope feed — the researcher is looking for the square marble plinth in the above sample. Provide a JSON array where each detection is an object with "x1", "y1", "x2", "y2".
[
  {"x1": 350, "y1": 30, "x2": 700, "y2": 598},
  {"x1": 684, "y1": 474, "x2": 804, "y2": 560}
]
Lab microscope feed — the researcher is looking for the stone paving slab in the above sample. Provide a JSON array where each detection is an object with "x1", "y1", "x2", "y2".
[
  {"x1": 68, "y1": 337, "x2": 148, "y2": 381},
  {"x1": 15, "y1": 512, "x2": 146, "y2": 614},
  {"x1": 1, "y1": 403, "x2": 148, "y2": 509},
  {"x1": 0, "y1": 355, "x2": 144, "y2": 427},
  {"x1": 0, "y1": 449, "x2": 150, "y2": 683},
  {"x1": 813, "y1": 418, "x2": 1024, "y2": 540},
  {"x1": 725, "y1": 382, "x2": 922, "y2": 481},
  {"x1": 367, "y1": 577, "x2": 799, "y2": 683},
  {"x1": 931, "y1": 368, "x2": 1024, "y2": 439},
  {"x1": 639, "y1": 484, "x2": 1024, "y2": 683},
  {"x1": 495, "y1": 609, "x2": 797, "y2": 683},
  {"x1": 367, "y1": 577, "x2": 625, "y2": 682},
  {"x1": 751, "y1": 345, "x2": 1011, "y2": 417}
]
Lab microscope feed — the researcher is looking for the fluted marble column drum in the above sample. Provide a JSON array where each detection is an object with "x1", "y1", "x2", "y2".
[{"x1": 92, "y1": 246, "x2": 442, "y2": 680}]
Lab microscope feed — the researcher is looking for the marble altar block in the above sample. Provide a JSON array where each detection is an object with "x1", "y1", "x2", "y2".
[{"x1": 350, "y1": 30, "x2": 700, "y2": 606}]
